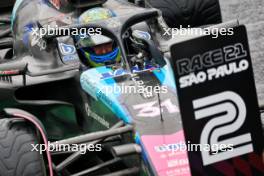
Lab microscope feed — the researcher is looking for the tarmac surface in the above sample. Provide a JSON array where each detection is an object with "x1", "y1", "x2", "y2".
[
  {"x1": 220, "y1": 0, "x2": 264, "y2": 100},
  {"x1": 219, "y1": 0, "x2": 264, "y2": 125}
]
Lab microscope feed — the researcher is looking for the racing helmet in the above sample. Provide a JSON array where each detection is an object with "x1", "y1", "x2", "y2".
[{"x1": 77, "y1": 7, "x2": 121, "y2": 67}]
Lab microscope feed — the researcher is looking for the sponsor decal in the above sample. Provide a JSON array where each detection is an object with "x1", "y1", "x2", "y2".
[
  {"x1": 62, "y1": 55, "x2": 78, "y2": 62},
  {"x1": 141, "y1": 131, "x2": 191, "y2": 176},
  {"x1": 59, "y1": 43, "x2": 76, "y2": 55},
  {"x1": 85, "y1": 103, "x2": 110, "y2": 128},
  {"x1": 57, "y1": 37, "x2": 79, "y2": 64},
  {"x1": 171, "y1": 25, "x2": 264, "y2": 175}
]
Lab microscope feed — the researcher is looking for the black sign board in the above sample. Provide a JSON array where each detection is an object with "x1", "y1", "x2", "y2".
[{"x1": 171, "y1": 25, "x2": 264, "y2": 175}]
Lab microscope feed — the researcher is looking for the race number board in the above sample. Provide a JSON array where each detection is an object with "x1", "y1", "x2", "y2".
[{"x1": 170, "y1": 25, "x2": 264, "y2": 175}]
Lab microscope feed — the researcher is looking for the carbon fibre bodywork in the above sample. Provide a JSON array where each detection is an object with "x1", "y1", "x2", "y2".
[
  {"x1": 80, "y1": 60, "x2": 187, "y2": 175},
  {"x1": 0, "y1": 0, "x2": 198, "y2": 175}
]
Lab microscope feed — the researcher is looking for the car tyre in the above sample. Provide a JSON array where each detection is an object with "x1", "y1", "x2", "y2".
[{"x1": 0, "y1": 118, "x2": 46, "y2": 176}]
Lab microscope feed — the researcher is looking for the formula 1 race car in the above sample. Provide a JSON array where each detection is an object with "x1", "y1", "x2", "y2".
[{"x1": 2, "y1": 0, "x2": 261, "y2": 176}]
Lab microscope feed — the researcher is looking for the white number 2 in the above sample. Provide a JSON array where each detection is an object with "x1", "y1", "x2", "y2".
[{"x1": 193, "y1": 91, "x2": 253, "y2": 166}]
